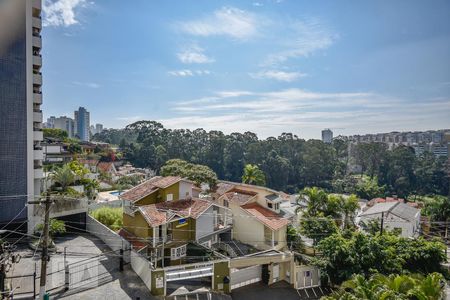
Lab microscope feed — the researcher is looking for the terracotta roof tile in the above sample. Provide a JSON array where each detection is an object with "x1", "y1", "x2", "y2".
[
  {"x1": 120, "y1": 176, "x2": 182, "y2": 202},
  {"x1": 214, "y1": 182, "x2": 235, "y2": 196},
  {"x1": 224, "y1": 188, "x2": 257, "y2": 206},
  {"x1": 138, "y1": 198, "x2": 212, "y2": 227},
  {"x1": 97, "y1": 162, "x2": 114, "y2": 173},
  {"x1": 241, "y1": 202, "x2": 289, "y2": 231}
]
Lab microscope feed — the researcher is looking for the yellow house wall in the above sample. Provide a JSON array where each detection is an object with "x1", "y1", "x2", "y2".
[
  {"x1": 134, "y1": 182, "x2": 181, "y2": 206},
  {"x1": 172, "y1": 218, "x2": 196, "y2": 242},
  {"x1": 232, "y1": 204, "x2": 269, "y2": 250},
  {"x1": 123, "y1": 212, "x2": 152, "y2": 239}
]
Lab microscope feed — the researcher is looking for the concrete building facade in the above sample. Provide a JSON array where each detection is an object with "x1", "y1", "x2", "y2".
[
  {"x1": 0, "y1": 0, "x2": 43, "y2": 230},
  {"x1": 74, "y1": 106, "x2": 90, "y2": 141},
  {"x1": 321, "y1": 129, "x2": 333, "y2": 144}
]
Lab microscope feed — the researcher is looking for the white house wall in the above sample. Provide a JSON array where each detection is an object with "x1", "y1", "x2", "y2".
[
  {"x1": 179, "y1": 181, "x2": 193, "y2": 199},
  {"x1": 195, "y1": 206, "x2": 215, "y2": 240},
  {"x1": 360, "y1": 213, "x2": 415, "y2": 237}
]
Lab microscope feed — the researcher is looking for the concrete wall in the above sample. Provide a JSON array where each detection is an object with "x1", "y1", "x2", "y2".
[
  {"x1": 131, "y1": 249, "x2": 152, "y2": 291},
  {"x1": 195, "y1": 206, "x2": 214, "y2": 240},
  {"x1": 86, "y1": 215, "x2": 130, "y2": 262}
]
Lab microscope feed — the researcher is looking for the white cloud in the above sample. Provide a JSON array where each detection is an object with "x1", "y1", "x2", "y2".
[
  {"x1": 264, "y1": 18, "x2": 338, "y2": 65},
  {"x1": 252, "y1": 2, "x2": 263, "y2": 7},
  {"x1": 177, "y1": 7, "x2": 260, "y2": 40},
  {"x1": 43, "y1": 0, "x2": 89, "y2": 27},
  {"x1": 177, "y1": 45, "x2": 215, "y2": 64},
  {"x1": 72, "y1": 81, "x2": 100, "y2": 88},
  {"x1": 165, "y1": 88, "x2": 450, "y2": 139},
  {"x1": 249, "y1": 70, "x2": 307, "y2": 82},
  {"x1": 168, "y1": 69, "x2": 211, "y2": 77}
]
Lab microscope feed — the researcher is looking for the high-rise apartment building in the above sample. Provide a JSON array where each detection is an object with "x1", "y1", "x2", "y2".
[
  {"x1": 54, "y1": 116, "x2": 75, "y2": 138},
  {"x1": 95, "y1": 123, "x2": 103, "y2": 134},
  {"x1": 321, "y1": 129, "x2": 333, "y2": 144},
  {"x1": 0, "y1": 0, "x2": 43, "y2": 230},
  {"x1": 74, "y1": 106, "x2": 90, "y2": 141}
]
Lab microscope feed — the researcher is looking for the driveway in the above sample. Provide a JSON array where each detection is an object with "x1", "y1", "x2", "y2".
[{"x1": 7, "y1": 233, "x2": 156, "y2": 300}]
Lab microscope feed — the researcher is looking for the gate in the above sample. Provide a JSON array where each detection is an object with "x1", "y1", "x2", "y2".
[
  {"x1": 67, "y1": 249, "x2": 123, "y2": 292},
  {"x1": 230, "y1": 265, "x2": 262, "y2": 290}
]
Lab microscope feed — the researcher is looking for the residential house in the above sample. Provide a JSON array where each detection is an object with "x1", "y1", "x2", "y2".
[
  {"x1": 97, "y1": 161, "x2": 118, "y2": 181},
  {"x1": 359, "y1": 201, "x2": 421, "y2": 237},
  {"x1": 212, "y1": 181, "x2": 291, "y2": 252},
  {"x1": 120, "y1": 176, "x2": 232, "y2": 267}
]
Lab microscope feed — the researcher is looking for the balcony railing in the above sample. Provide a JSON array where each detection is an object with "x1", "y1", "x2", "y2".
[{"x1": 154, "y1": 234, "x2": 173, "y2": 245}]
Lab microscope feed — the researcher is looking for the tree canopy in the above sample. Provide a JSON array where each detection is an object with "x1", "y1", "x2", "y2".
[
  {"x1": 160, "y1": 159, "x2": 218, "y2": 188},
  {"x1": 92, "y1": 121, "x2": 449, "y2": 196}
]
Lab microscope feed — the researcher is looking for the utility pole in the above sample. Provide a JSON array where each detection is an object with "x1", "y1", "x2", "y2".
[
  {"x1": 29, "y1": 192, "x2": 52, "y2": 300},
  {"x1": 380, "y1": 212, "x2": 384, "y2": 235}
]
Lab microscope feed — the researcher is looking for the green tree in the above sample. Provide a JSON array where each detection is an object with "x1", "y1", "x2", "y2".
[
  {"x1": 323, "y1": 272, "x2": 445, "y2": 300},
  {"x1": 51, "y1": 164, "x2": 75, "y2": 192},
  {"x1": 43, "y1": 128, "x2": 68, "y2": 140},
  {"x1": 313, "y1": 231, "x2": 446, "y2": 285},
  {"x1": 242, "y1": 164, "x2": 266, "y2": 186},
  {"x1": 160, "y1": 159, "x2": 218, "y2": 188},
  {"x1": 90, "y1": 207, "x2": 123, "y2": 231}
]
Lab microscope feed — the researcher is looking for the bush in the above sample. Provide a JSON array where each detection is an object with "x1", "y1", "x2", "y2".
[{"x1": 90, "y1": 206, "x2": 123, "y2": 231}]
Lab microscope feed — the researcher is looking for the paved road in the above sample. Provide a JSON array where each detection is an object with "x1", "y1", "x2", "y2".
[{"x1": 7, "y1": 233, "x2": 156, "y2": 300}]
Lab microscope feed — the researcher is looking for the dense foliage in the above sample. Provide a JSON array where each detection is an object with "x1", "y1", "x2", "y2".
[
  {"x1": 323, "y1": 272, "x2": 445, "y2": 300},
  {"x1": 93, "y1": 121, "x2": 449, "y2": 196},
  {"x1": 90, "y1": 207, "x2": 123, "y2": 231},
  {"x1": 160, "y1": 159, "x2": 217, "y2": 187},
  {"x1": 312, "y1": 231, "x2": 447, "y2": 285}
]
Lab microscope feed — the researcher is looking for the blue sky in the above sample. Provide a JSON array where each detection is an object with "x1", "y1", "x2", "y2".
[{"x1": 41, "y1": 0, "x2": 450, "y2": 139}]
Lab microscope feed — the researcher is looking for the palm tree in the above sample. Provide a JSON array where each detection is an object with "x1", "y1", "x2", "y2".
[
  {"x1": 242, "y1": 164, "x2": 266, "y2": 186},
  {"x1": 51, "y1": 164, "x2": 75, "y2": 192},
  {"x1": 299, "y1": 187, "x2": 328, "y2": 216},
  {"x1": 339, "y1": 194, "x2": 359, "y2": 229}
]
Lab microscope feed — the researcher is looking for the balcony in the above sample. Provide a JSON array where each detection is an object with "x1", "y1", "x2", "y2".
[
  {"x1": 33, "y1": 93, "x2": 42, "y2": 104},
  {"x1": 33, "y1": 130, "x2": 43, "y2": 141},
  {"x1": 32, "y1": 36, "x2": 41, "y2": 48},
  {"x1": 34, "y1": 168, "x2": 44, "y2": 179},
  {"x1": 32, "y1": 17, "x2": 42, "y2": 29},
  {"x1": 34, "y1": 149, "x2": 44, "y2": 160},
  {"x1": 33, "y1": 73, "x2": 42, "y2": 85},
  {"x1": 33, "y1": 111, "x2": 42, "y2": 123},
  {"x1": 33, "y1": 55, "x2": 42, "y2": 67},
  {"x1": 153, "y1": 234, "x2": 173, "y2": 246}
]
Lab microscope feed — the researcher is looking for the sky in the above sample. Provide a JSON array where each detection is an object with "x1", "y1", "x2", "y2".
[{"x1": 41, "y1": 0, "x2": 450, "y2": 139}]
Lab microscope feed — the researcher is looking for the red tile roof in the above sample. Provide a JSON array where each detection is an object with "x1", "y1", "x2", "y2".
[
  {"x1": 241, "y1": 202, "x2": 289, "y2": 231},
  {"x1": 138, "y1": 198, "x2": 212, "y2": 227},
  {"x1": 97, "y1": 162, "x2": 114, "y2": 173},
  {"x1": 120, "y1": 176, "x2": 182, "y2": 203},
  {"x1": 117, "y1": 228, "x2": 146, "y2": 251},
  {"x1": 224, "y1": 188, "x2": 257, "y2": 206},
  {"x1": 214, "y1": 182, "x2": 236, "y2": 196}
]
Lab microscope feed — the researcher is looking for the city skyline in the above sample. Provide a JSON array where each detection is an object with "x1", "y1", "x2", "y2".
[{"x1": 41, "y1": 0, "x2": 450, "y2": 139}]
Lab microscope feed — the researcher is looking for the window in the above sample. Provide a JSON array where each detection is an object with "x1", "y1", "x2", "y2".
[
  {"x1": 224, "y1": 199, "x2": 229, "y2": 208},
  {"x1": 170, "y1": 244, "x2": 187, "y2": 260},
  {"x1": 166, "y1": 193, "x2": 173, "y2": 201},
  {"x1": 267, "y1": 202, "x2": 273, "y2": 209}
]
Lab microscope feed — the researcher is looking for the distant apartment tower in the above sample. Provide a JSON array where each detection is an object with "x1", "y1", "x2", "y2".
[
  {"x1": 322, "y1": 129, "x2": 333, "y2": 143},
  {"x1": 74, "y1": 106, "x2": 90, "y2": 141},
  {"x1": 95, "y1": 123, "x2": 103, "y2": 134},
  {"x1": 45, "y1": 115, "x2": 56, "y2": 128},
  {"x1": 54, "y1": 116, "x2": 75, "y2": 138},
  {"x1": 0, "y1": 0, "x2": 43, "y2": 229}
]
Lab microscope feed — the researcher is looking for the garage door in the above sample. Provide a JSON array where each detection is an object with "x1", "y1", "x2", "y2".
[{"x1": 230, "y1": 265, "x2": 262, "y2": 290}]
